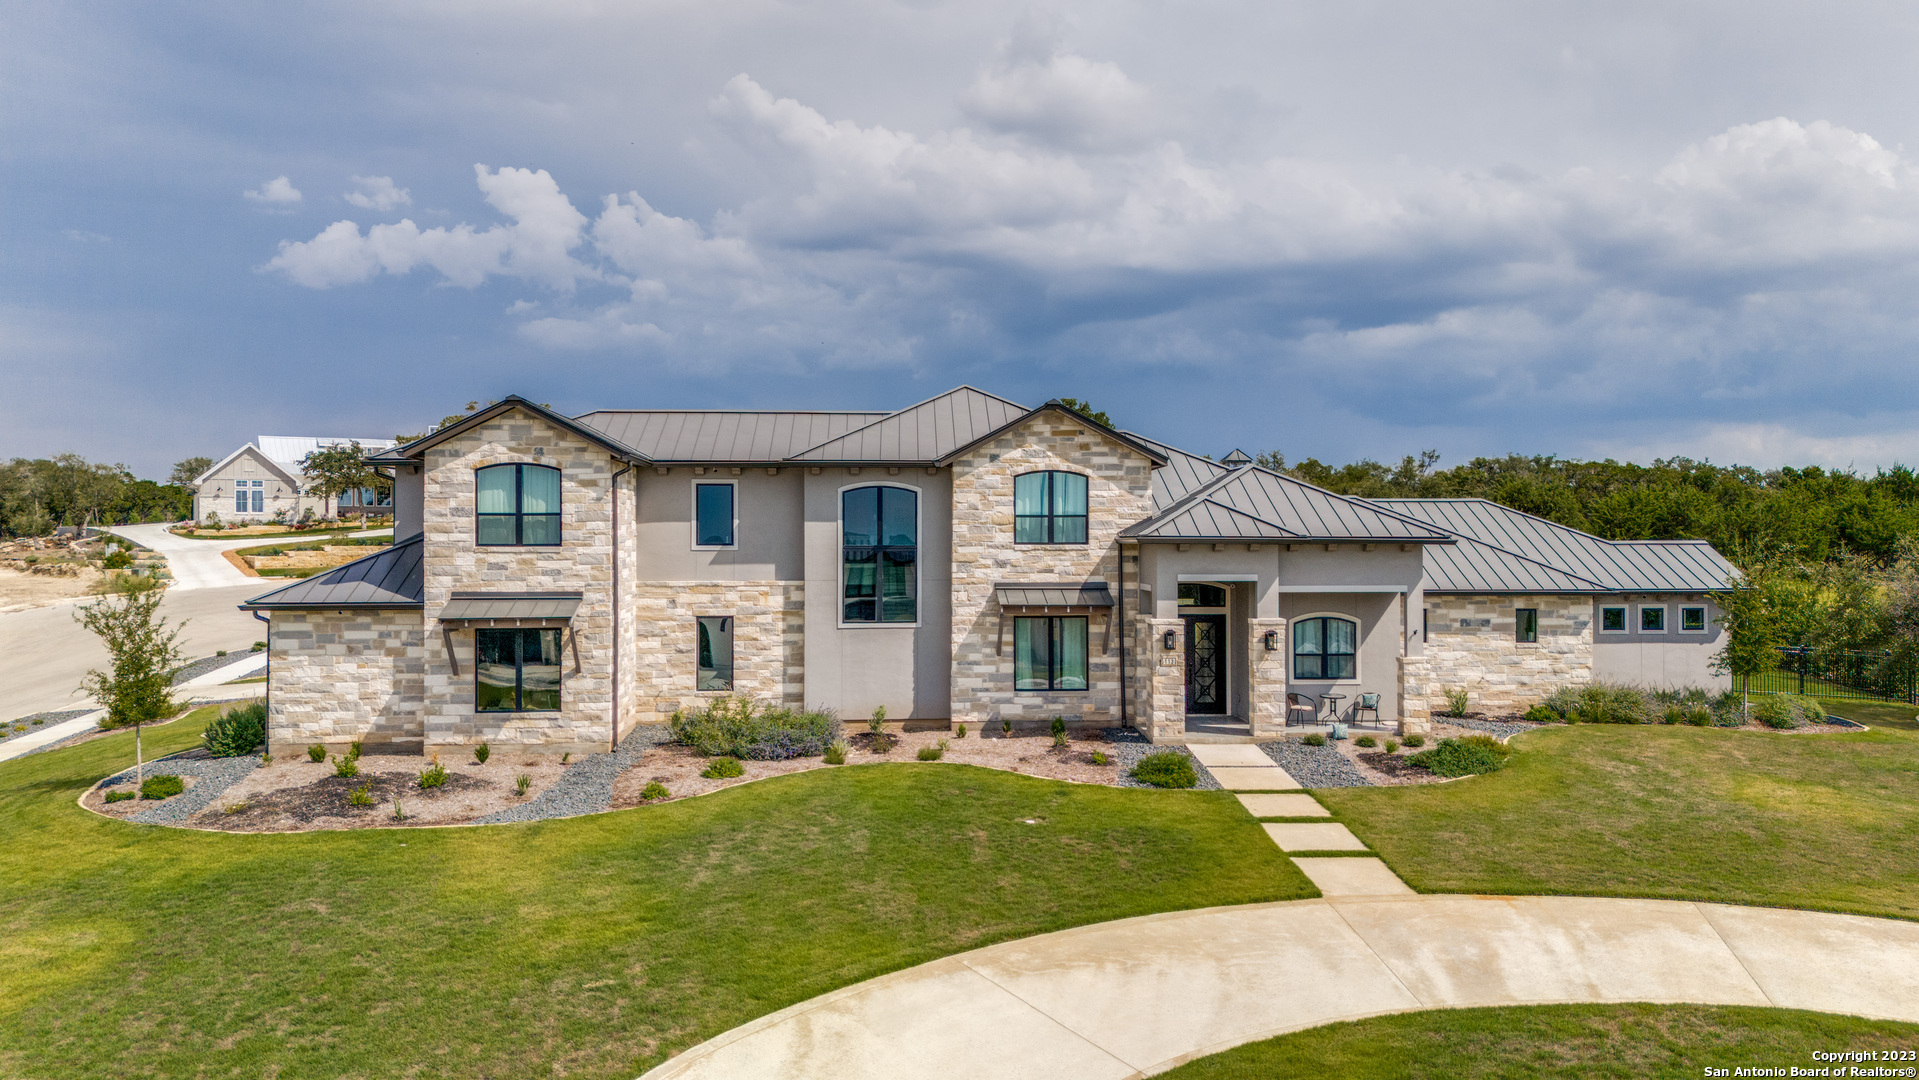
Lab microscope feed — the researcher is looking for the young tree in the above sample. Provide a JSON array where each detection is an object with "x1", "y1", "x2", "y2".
[
  {"x1": 76, "y1": 576, "x2": 185, "y2": 797},
  {"x1": 299, "y1": 440, "x2": 388, "y2": 510},
  {"x1": 169, "y1": 456, "x2": 213, "y2": 486},
  {"x1": 1712, "y1": 564, "x2": 1782, "y2": 716}
]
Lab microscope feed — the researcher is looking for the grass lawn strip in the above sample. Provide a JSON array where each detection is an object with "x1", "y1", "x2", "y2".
[
  {"x1": 1318, "y1": 698, "x2": 1919, "y2": 920},
  {"x1": 1157, "y1": 1003, "x2": 1919, "y2": 1079},
  {"x1": 0, "y1": 713, "x2": 1310, "y2": 1079}
]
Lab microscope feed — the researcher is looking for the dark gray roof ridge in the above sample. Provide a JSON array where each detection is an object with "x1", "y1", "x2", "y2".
[
  {"x1": 238, "y1": 534, "x2": 425, "y2": 610},
  {"x1": 371, "y1": 396, "x2": 649, "y2": 465},
  {"x1": 1123, "y1": 461, "x2": 1454, "y2": 542},
  {"x1": 787, "y1": 385, "x2": 1029, "y2": 461}
]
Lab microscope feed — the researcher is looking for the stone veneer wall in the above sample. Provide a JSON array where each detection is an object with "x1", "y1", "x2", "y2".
[
  {"x1": 628, "y1": 581, "x2": 805, "y2": 725},
  {"x1": 419, "y1": 410, "x2": 619, "y2": 755},
  {"x1": 949, "y1": 418, "x2": 1156, "y2": 730},
  {"x1": 265, "y1": 609, "x2": 426, "y2": 753},
  {"x1": 1403, "y1": 594, "x2": 1593, "y2": 721},
  {"x1": 1247, "y1": 617, "x2": 1288, "y2": 736},
  {"x1": 1138, "y1": 617, "x2": 1185, "y2": 741}
]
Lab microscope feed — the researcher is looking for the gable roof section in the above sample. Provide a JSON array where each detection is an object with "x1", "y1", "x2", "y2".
[
  {"x1": 572, "y1": 409, "x2": 887, "y2": 462},
  {"x1": 192, "y1": 443, "x2": 303, "y2": 488},
  {"x1": 1124, "y1": 466, "x2": 1453, "y2": 542},
  {"x1": 1121, "y1": 434, "x2": 1231, "y2": 510},
  {"x1": 370, "y1": 396, "x2": 648, "y2": 465},
  {"x1": 238, "y1": 534, "x2": 424, "y2": 610},
  {"x1": 932, "y1": 398, "x2": 1170, "y2": 468},
  {"x1": 1377, "y1": 498, "x2": 1739, "y2": 592},
  {"x1": 787, "y1": 386, "x2": 1030, "y2": 462}
]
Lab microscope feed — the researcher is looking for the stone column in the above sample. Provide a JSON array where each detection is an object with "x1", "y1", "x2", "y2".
[
  {"x1": 1397, "y1": 654, "x2": 1434, "y2": 736},
  {"x1": 1247, "y1": 617, "x2": 1288, "y2": 737},
  {"x1": 1143, "y1": 617, "x2": 1186, "y2": 743}
]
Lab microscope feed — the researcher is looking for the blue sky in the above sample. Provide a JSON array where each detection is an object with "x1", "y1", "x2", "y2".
[{"x1": 8, "y1": 1, "x2": 1919, "y2": 479}]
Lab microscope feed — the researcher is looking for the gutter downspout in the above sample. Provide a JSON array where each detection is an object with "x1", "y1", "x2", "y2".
[
  {"x1": 610, "y1": 460, "x2": 634, "y2": 752},
  {"x1": 252, "y1": 610, "x2": 271, "y2": 737},
  {"x1": 1119, "y1": 540, "x2": 1130, "y2": 730}
]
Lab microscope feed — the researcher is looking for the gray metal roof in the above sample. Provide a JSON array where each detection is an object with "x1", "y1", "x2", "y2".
[
  {"x1": 790, "y1": 386, "x2": 1030, "y2": 462},
  {"x1": 370, "y1": 396, "x2": 647, "y2": 465},
  {"x1": 438, "y1": 593, "x2": 582, "y2": 622},
  {"x1": 1377, "y1": 499, "x2": 1739, "y2": 593},
  {"x1": 1125, "y1": 467, "x2": 1454, "y2": 542},
  {"x1": 1124, "y1": 434, "x2": 1231, "y2": 510},
  {"x1": 239, "y1": 535, "x2": 423, "y2": 609},
  {"x1": 572, "y1": 410, "x2": 887, "y2": 462},
  {"x1": 1417, "y1": 535, "x2": 1610, "y2": 593},
  {"x1": 994, "y1": 582, "x2": 1115, "y2": 608}
]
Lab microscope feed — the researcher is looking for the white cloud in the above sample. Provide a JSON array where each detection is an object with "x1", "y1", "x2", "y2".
[
  {"x1": 244, "y1": 176, "x2": 303, "y2": 206},
  {"x1": 959, "y1": 45, "x2": 1162, "y2": 152},
  {"x1": 343, "y1": 175, "x2": 412, "y2": 212}
]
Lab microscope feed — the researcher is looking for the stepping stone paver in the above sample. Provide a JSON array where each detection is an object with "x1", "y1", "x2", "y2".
[
  {"x1": 1262, "y1": 822, "x2": 1368, "y2": 851},
  {"x1": 1234, "y1": 793, "x2": 1329, "y2": 818},
  {"x1": 1207, "y1": 766, "x2": 1300, "y2": 790},
  {"x1": 1187, "y1": 744, "x2": 1280, "y2": 768},
  {"x1": 1292, "y1": 857, "x2": 1414, "y2": 896}
]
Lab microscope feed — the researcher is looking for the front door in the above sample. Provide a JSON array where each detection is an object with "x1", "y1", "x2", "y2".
[{"x1": 1184, "y1": 614, "x2": 1227, "y2": 715}]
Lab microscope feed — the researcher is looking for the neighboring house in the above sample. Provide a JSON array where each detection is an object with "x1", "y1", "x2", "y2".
[
  {"x1": 238, "y1": 390, "x2": 1737, "y2": 757},
  {"x1": 191, "y1": 436, "x2": 396, "y2": 523}
]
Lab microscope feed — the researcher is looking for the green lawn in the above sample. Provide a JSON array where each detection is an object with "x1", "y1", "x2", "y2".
[
  {"x1": 0, "y1": 716, "x2": 1309, "y2": 1079},
  {"x1": 1320, "y1": 697, "x2": 1919, "y2": 919},
  {"x1": 1158, "y1": 1003, "x2": 1919, "y2": 1079}
]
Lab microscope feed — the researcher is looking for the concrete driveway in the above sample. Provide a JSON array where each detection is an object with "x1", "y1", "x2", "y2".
[
  {"x1": 103, "y1": 522, "x2": 271, "y2": 590},
  {"x1": 643, "y1": 895, "x2": 1919, "y2": 1080}
]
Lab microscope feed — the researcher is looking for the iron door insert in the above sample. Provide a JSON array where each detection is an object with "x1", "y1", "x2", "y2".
[{"x1": 1184, "y1": 614, "x2": 1227, "y2": 715}]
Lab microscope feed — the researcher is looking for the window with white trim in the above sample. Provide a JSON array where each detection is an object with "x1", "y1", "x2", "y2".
[
  {"x1": 1680, "y1": 605, "x2": 1708, "y2": 633},
  {"x1": 1600, "y1": 606, "x2": 1627, "y2": 633},
  {"x1": 1640, "y1": 605, "x2": 1667, "y2": 632},
  {"x1": 694, "y1": 482, "x2": 736, "y2": 548},
  {"x1": 1293, "y1": 616, "x2": 1357, "y2": 680}
]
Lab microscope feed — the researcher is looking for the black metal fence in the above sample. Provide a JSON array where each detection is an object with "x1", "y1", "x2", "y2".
[{"x1": 1751, "y1": 647, "x2": 1919, "y2": 703}]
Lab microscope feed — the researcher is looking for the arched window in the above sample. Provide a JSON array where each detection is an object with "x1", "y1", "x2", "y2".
[
  {"x1": 1013, "y1": 471, "x2": 1088, "y2": 543},
  {"x1": 842, "y1": 485, "x2": 917, "y2": 623},
  {"x1": 1293, "y1": 616, "x2": 1357, "y2": 680},
  {"x1": 476, "y1": 463, "x2": 561, "y2": 546}
]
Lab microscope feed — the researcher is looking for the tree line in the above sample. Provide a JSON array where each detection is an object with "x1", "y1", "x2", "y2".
[{"x1": 0, "y1": 455, "x2": 191, "y2": 537}]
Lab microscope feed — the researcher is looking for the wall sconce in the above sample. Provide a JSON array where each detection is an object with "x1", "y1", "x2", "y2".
[
  {"x1": 1162, "y1": 629, "x2": 1177, "y2": 651},
  {"x1": 1263, "y1": 630, "x2": 1279, "y2": 651}
]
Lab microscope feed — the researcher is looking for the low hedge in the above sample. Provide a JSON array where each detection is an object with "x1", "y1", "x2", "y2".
[
  {"x1": 1750, "y1": 693, "x2": 1825, "y2": 729},
  {"x1": 1408, "y1": 735, "x2": 1511, "y2": 778},
  {"x1": 1130, "y1": 751, "x2": 1198, "y2": 789},
  {"x1": 670, "y1": 697, "x2": 843, "y2": 760},
  {"x1": 139, "y1": 774, "x2": 185, "y2": 799}
]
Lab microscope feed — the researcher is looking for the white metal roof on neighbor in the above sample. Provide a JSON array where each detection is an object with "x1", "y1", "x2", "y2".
[
  {"x1": 572, "y1": 410, "x2": 888, "y2": 462},
  {"x1": 256, "y1": 436, "x2": 395, "y2": 471},
  {"x1": 1377, "y1": 498, "x2": 1740, "y2": 593}
]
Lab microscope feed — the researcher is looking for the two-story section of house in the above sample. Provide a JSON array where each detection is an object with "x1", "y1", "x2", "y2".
[{"x1": 240, "y1": 388, "x2": 1738, "y2": 758}]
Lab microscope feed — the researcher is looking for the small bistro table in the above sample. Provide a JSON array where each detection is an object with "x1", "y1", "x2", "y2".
[{"x1": 1319, "y1": 693, "x2": 1345, "y2": 723}]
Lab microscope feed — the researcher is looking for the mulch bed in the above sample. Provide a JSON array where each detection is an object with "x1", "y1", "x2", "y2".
[
  {"x1": 1356, "y1": 751, "x2": 1429, "y2": 780},
  {"x1": 216, "y1": 771, "x2": 485, "y2": 829}
]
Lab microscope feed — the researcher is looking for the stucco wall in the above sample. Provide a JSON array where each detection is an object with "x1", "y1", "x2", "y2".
[
  {"x1": 948, "y1": 417, "x2": 1154, "y2": 730},
  {"x1": 265, "y1": 609, "x2": 426, "y2": 753},
  {"x1": 1279, "y1": 591, "x2": 1402, "y2": 723},
  {"x1": 1592, "y1": 596, "x2": 1728, "y2": 689},
  {"x1": 634, "y1": 468, "x2": 805, "y2": 580}
]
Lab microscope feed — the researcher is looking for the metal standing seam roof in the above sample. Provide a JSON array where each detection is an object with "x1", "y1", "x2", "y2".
[
  {"x1": 257, "y1": 435, "x2": 394, "y2": 472},
  {"x1": 571, "y1": 410, "x2": 888, "y2": 462},
  {"x1": 1124, "y1": 466, "x2": 1454, "y2": 542},
  {"x1": 1124, "y1": 434, "x2": 1232, "y2": 510},
  {"x1": 787, "y1": 386, "x2": 1031, "y2": 462},
  {"x1": 1376, "y1": 499, "x2": 1740, "y2": 592},
  {"x1": 437, "y1": 593, "x2": 582, "y2": 621},
  {"x1": 994, "y1": 583, "x2": 1116, "y2": 607},
  {"x1": 239, "y1": 535, "x2": 423, "y2": 609}
]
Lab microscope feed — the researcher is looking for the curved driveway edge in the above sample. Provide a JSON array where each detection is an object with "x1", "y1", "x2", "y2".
[{"x1": 640, "y1": 895, "x2": 1919, "y2": 1080}]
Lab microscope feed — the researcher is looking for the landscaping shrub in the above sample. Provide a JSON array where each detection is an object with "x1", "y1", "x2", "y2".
[
  {"x1": 332, "y1": 754, "x2": 359, "y2": 778},
  {"x1": 1050, "y1": 716, "x2": 1066, "y2": 738},
  {"x1": 347, "y1": 740, "x2": 363, "y2": 761},
  {"x1": 955, "y1": 724, "x2": 966, "y2": 739},
  {"x1": 1408, "y1": 734, "x2": 1511, "y2": 778},
  {"x1": 104, "y1": 790, "x2": 134, "y2": 804},
  {"x1": 823, "y1": 740, "x2": 847, "y2": 765},
  {"x1": 1302, "y1": 733, "x2": 1326, "y2": 747},
  {"x1": 307, "y1": 743, "x2": 326, "y2": 763},
  {"x1": 1752, "y1": 693, "x2": 1825, "y2": 729},
  {"x1": 1522, "y1": 705, "x2": 1558, "y2": 723},
  {"x1": 392, "y1": 799, "x2": 405, "y2": 821},
  {"x1": 1442, "y1": 687, "x2": 1471, "y2": 717},
  {"x1": 139, "y1": 774, "x2": 184, "y2": 799},
  {"x1": 347, "y1": 784, "x2": 374, "y2": 807},
  {"x1": 1403, "y1": 734, "x2": 1426, "y2": 748},
  {"x1": 1354, "y1": 735, "x2": 1377, "y2": 748},
  {"x1": 1540, "y1": 683, "x2": 1655, "y2": 724},
  {"x1": 868, "y1": 705, "x2": 886, "y2": 736},
  {"x1": 701, "y1": 756, "x2": 744, "y2": 779},
  {"x1": 640, "y1": 781, "x2": 668, "y2": 801},
  {"x1": 474, "y1": 742, "x2": 490, "y2": 764},
  {"x1": 1130, "y1": 751, "x2": 1198, "y2": 789},
  {"x1": 917, "y1": 744, "x2": 943, "y2": 761},
  {"x1": 1052, "y1": 730, "x2": 1069, "y2": 749},
  {"x1": 1090, "y1": 750, "x2": 1110, "y2": 765},
  {"x1": 670, "y1": 696, "x2": 842, "y2": 760},
  {"x1": 418, "y1": 761, "x2": 448, "y2": 789},
  {"x1": 201, "y1": 701, "x2": 267, "y2": 757},
  {"x1": 515, "y1": 774, "x2": 531, "y2": 796},
  {"x1": 1384, "y1": 739, "x2": 1399, "y2": 753}
]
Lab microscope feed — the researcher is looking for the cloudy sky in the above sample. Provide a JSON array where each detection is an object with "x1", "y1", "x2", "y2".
[{"x1": 7, "y1": 1, "x2": 1919, "y2": 479}]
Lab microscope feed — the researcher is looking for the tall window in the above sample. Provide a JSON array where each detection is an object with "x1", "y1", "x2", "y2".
[
  {"x1": 1014, "y1": 471, "x2": 1089, "y2": 543},
  {"x1": 475, "y1": 628, "x2": 563, "y2": 711},
  {"x1": 695, "y1": 483, "x2": 735, "y2": 547},
  {"x1": 1293, "y1": 616, "x2": 1357, "y2": 680},
  {"x1": 1515, "y1": 608, "x2": 1538, "y2": 643},
  {"x1": 842, "y1": 486, "x2": 917, "y2": 623},
  {"x1": 234, "y1": 482, "x2": 249, "y2": 514},
  {"x1": 1014, "y1": 616, "x2": 1089, "y2": 691},
  {"x1": 697, "y1": 616, "x2": 733, "y2": 691},
  {"x1": 476, "y1": 464, "x2": 561, "y2": 546}
]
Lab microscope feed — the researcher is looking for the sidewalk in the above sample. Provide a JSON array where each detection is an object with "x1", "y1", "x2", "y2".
[{"x1": 0, "y1": 652, "x2": 267, "y2": 764}]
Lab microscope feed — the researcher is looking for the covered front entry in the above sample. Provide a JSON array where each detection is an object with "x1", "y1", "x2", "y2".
[{"x1": 1183, "y1": 614, "x2": 1226, "y2": 714}]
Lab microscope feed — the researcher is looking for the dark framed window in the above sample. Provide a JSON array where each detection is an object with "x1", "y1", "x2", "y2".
[
  {"x1": 1600, "y1": 606, "x2": 1627, "y2": 633},
  {"x1": 1014, "y1": 616, "x2": 1089, "y2": 691},
  {"x1": 1515, "y1": 608, "x2": 1538, "y2": 643},
  {"x1": 695, "y1": 483, "x2": 735, "y2": 547},
  {"x1": 1640, "y1": 605, "x2": 1667, "y2": 632},
  {"x1": 475, "y1": 628, "x2": 563, "y2": 712},
  {"x1": 842, "y1": 486, "x2": 917, "y2": 623},
  {"x1": 1178, "y1": 583, "x2": 1227, "y2": 608},
  {"x1": 1681, "y1": 605, "x2": 1708, "y2": 632},
  {"x1": 1293, "y1": 616, "x2": 1357, "y2": 680},
  {"x1": 697, "y1": 616, "x2": 733, "y2": 690},
  {"x1": 476, "y1": 464, "x2": 561, "y2": 546},
  {"x1": 1013, "y1": 471, "x2": 1089, "y2": 543}
]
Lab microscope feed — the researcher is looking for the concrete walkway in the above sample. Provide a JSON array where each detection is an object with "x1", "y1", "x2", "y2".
[
  {"x1": 641, "y1": 894, "x2": 1919, "y2": 1079},
  {"x1": 0, "y1": 655, "x2": 268, "y2": 764}
]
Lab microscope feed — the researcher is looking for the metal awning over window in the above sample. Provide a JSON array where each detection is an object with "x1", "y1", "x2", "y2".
[
  {"x1": 993, "y1": 582, "x2": 1116, "y2": 655},
  {"x1": 437, "y1": 593, "x2": 583, "y2": 676}
]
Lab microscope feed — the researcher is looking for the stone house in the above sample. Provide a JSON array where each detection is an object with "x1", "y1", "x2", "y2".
[
  {"x1": 191, "y1": 436, "x2": 396, "y2": 524},
  {"x1": 239, "y1": 389, "x2": 1736, "y2": 756}
]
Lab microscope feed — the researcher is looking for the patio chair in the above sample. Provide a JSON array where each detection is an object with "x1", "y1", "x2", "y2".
[
  {"x1": 1286, "y1": 693, "x2": 1318, "y2": 727},
  {"x1": 1354, "y1": 692, "x2": 1381, "y2": 725}
]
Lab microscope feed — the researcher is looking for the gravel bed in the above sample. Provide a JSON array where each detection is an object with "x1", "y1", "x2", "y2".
[
  {"x1": 1255, "y1": 739, "x2": 1372, "y2": 788},
  {"x1": 472, "y1": 725, "x2": 678, "y2": 824},
  {"x1": 105, "y1": 752, "x2": 261, "y2": 824},
  {"x1": 171, "y1": 651, "x2": 261, "y2": 686},
  {"x1": 1438, "y1": 716, "x2": 1539, "y2": 740},
  {"x1": 1100, "y1": 728, "x2": 1221, "y2": 791},
  {"x1": 0, "y1": 709, "x2": 94, "y2": 744}
]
